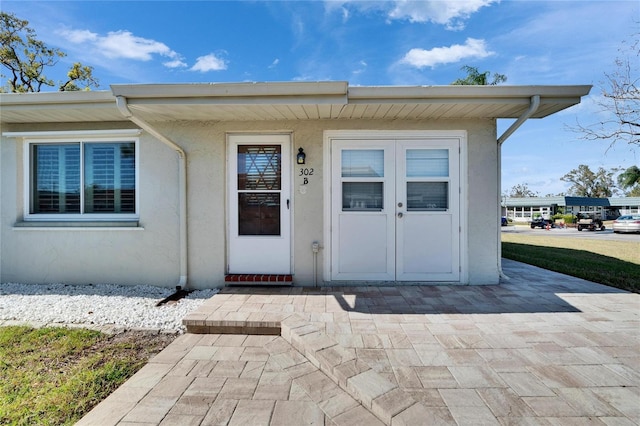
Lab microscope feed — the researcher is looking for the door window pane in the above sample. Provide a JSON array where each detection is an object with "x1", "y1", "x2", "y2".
[
  {"x1": 407, "y1": 182, "x2": 448, "y2": 211},
  {"x1": 342, "y1": 150, "x2": 384, "y2": 177},
  {"x1": 238, "y1": 193, "x2": 281, "y2": 235},
  {"x1": 406, "y1": 149, "x2": 448, "y2": 177},
  {"x1": 342, "y1": 182, "x2": 383, "y2": 210},
  {"x1": 238, "y1": 145, "x2": 281, "y2": 190}
]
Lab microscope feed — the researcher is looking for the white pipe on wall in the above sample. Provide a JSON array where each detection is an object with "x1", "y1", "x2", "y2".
[
  {"x1": 496, "y1": 95, "x2": 541, "y2": 280},
  {"x1": 115, "y1": 96, "x2": 189, "y2": 288}
]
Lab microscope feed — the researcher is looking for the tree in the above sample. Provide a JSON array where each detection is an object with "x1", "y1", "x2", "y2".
[
  {"x1": 59, "y1": 62, "x2": 99, "y2": 92},
  {"x1": 451, "y1": 65, "x2": 507, "y2": 85},
  {"x1": 506, "y1": 183, "x2": 539, "y2": 198},
  {"x1": 560, "y1": 164, "x2": 620, "y2": 197},
  {"x1": 617, "y1": 165, "x2": 640, "y2": 196},
  {"x1": 0, "y1": 12, "x2": 98, "y2": 92},
  {"x1": 570, "y1": 33, "x2": 639, "y2": 148}
]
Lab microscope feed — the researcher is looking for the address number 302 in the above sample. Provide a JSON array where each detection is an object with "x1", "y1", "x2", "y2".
[{"x1": 299, "y1": 168, "x2": 314, "y2": 176}]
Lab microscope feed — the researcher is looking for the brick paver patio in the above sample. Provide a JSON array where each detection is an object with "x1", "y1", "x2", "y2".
[{"x1": 78, "y1": 259, "x2": 640, "y2": 425}]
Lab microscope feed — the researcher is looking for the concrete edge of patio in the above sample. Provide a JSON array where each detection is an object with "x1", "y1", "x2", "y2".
[{"x1": 182, "y1": 306, "x2": 433, "y2": 425}]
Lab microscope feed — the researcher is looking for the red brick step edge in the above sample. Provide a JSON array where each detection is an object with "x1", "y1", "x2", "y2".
[{"x1": 224, "y1": 274, "x2": 293, "y2": 283}]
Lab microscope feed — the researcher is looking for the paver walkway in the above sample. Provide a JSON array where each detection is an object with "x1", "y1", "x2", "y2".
[{"x1": 78, "y1": 260, "x2": 640, "y2": 425}]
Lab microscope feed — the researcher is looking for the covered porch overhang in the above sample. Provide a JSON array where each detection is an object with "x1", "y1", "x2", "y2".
[{"x1": 0, "y1": 82, "x2": 591, "y2": 124}]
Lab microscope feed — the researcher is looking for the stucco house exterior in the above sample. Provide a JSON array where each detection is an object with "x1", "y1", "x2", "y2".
[{"x1": 0, "y1": 82, "x2": 590, "y2": 289}]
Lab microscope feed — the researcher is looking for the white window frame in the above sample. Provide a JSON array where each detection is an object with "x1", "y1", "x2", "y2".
[{"x1": 19, "y1": 130, "x2": 141, "y2": 222}]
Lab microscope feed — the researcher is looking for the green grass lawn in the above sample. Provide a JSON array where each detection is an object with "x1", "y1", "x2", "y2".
[
  {"x1": 502, "y1": 232, "x2": 640, "y2": 293},
  {"x1": 0, "y1": 326, "x2": 173, "y2": 425}
]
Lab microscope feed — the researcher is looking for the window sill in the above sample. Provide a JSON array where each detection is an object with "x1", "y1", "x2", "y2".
[{"x1": 13, "y1": 221, "x2": 143, "y2": 230}]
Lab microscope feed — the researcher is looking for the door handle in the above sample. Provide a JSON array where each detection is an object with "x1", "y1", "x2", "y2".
[
  {"x1": 286, "y1": 199, "x2": 290, "y2": 209},
  {"x1": 397, "y1": 212, "x2": 403, "y2": 218}
]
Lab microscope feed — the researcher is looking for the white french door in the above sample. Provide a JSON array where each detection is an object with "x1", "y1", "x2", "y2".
[
  {"x1": 395, "y1": 140, "x2": 460, "y2": 281},
  {"x1": 228, "y1": 134, "x2": 291, "y2": 274},
  {"x1": 330, "y1": 137, "x2": 460, "y2": 282}
]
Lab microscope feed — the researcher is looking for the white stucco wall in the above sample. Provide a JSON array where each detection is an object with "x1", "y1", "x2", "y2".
[
  {"x1": 1, "y1": 123, "x2": 181, "y2": 287},
  {"x1": 1, "y1": 118, "x2": 500, "y2": 288}
]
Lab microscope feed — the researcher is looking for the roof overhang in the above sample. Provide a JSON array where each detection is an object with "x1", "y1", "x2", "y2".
[
  {"x1": 0, "y1": 91, "x2": 125, "y2": 123},
  {"x1": 0, "y1": 81, "x2": 591, "y2": 124}
]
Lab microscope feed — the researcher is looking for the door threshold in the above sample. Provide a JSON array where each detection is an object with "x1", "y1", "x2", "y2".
[{"x1": 225, "y1": 274, "x2": 293, "y2": 286}]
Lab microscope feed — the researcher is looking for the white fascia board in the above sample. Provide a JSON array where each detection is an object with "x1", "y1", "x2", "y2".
[
  {"x1": 0, "y1": 90, "x2": 115, "y2": 106},
  {"x1": 110, "y1": 81, "x2": 349, "y2": 99},
  {"x1": 3, "y1": 129, "x2": 142, "y2": 139},
  {"x1": 348, "y1": 85, "x2": 592, "y2": 101}
]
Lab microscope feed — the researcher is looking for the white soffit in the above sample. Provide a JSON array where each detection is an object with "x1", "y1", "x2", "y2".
[{"x1": 0, "y1": 82, "x2": 591, "y2": 123}]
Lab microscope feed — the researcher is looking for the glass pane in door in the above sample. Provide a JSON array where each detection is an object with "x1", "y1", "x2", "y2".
[
  {"x1": 407, "y1": 182, "x2": 448, "y2": 211},
  {"x1": 238, "y1": 145, "x2": 281, "y2": 190},
  {"x1": 342, "y1": 150, "x2": 384, "y2": 177},
  {"x1": 342, "y1": 182, "x2": 383, "y2": 210},
  {"x1": 406, "y1": 149, "x2": 448, "y2": 177},
  {"x1": 237, "y1": 145, "x2": 282, "y2": 236},
  {"x1": 238, "y1": 193, "x2": 281, "y2": 235}
]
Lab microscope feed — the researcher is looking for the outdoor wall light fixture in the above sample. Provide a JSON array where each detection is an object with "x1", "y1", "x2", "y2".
[{"x1": 297, "y1": 147, "x2": 306, "y2": 164}]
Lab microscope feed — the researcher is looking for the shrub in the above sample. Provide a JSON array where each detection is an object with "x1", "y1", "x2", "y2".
[{"x1": 552, "y1": 213, "x2": 576, "y2": 224}]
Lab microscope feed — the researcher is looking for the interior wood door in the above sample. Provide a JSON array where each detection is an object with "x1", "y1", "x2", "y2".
[{"x1": 228, "y1": 134, "x2": 291, "y2": 274}]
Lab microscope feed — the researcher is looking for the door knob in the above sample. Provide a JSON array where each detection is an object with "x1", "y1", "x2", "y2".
[{"x1": 397, "y1": 212, "x2": 403, "y2": 218}]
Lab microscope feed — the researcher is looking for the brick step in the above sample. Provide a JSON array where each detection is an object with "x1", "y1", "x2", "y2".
[
  {"x1": 182, "y1": 305, "x2": 429, "y2": 425},
  {"x1": 224, "y1": 274, "x2": 293, "y2": 285}
]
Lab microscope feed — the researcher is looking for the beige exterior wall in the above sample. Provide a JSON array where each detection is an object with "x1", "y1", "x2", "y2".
[
  {"x1": 1, "y1": 122, "x2": 180, "y2": 287},
  {"x1": 1, "y1": 118, "x2": 500, "y2": 289}
]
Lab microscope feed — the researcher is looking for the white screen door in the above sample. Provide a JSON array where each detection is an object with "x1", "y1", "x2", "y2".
[
  {"x1": 228, "y1": 134, "x2": 291, "y2": 274},
  {"x1": 331, "y1": 137, "x2": 460, "y2": 282}
]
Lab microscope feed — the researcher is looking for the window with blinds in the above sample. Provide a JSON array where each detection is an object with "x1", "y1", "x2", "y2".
[
  {"x1": 84, "y1": 143, "x2": 136, "y2": 213},
  {"x1": 406, "y1": 149, "x2": 449, "y2": 211},
  {"x1": 341, "y1": 149, "x2": 384, "y2": 211},
  {"x1": 406, "y1": 149, "x2": 448, "y2": 177},
  {"x1": 29, "y1": 141, "x2": 137, "y2": 218},
  {"x1": 33, "y1": 144, "x2": 81, "y2": 213}
]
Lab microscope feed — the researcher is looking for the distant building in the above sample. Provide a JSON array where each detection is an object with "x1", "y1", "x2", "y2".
[{"x1": 502, "y1": 196, "x2": 640, "y2": 222}]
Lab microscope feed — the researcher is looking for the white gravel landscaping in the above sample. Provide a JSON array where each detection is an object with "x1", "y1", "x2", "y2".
[{"x1": 0, "y1": 282, "x2": 219, "y2": 333}]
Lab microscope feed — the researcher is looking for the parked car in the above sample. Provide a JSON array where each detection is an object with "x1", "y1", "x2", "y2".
[
  {"x1": 501, "y1": 217, "x2": 508, "y2": 226},
  {"x1": 612, "y1": 215, "x2": 640, "y2": 233},
  {"x1": 530, "y1": 218, "x2": 555, "y2": 229}
]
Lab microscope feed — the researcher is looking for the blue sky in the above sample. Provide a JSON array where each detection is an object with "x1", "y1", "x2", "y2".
[{"x1": 3, "y1": 0, "x2": 639, "y2": 196}]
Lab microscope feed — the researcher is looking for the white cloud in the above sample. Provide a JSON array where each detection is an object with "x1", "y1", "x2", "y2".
[
  {"x1": 163, "y1": 59, "x2": 188, "y2": 69},
  {"x1": 58, "y1": 28, "x2": 185, "y2": 67},
  {"x1": 97, "y1": 31, "x2": 176, "y2": 61},
  {"x1": 269, "y1": 58, "x2": 280, "y2": 69},
  {"x1": 59, "y1": 29, "x2": 97, "y2": 44},
  {"x1": 399, "y1": 38, "x2": 494, "y2": 69},
  {"x1": 352, "y1": 60, "x2": 368, "y2": 75},
  {"x1": 388, "y1": 0, "x2": 498, "y2": 29},
  {"x1": 330, "y1": 0, "x2": 498, "y2": 29},
  {"x1": 191, "y1": 53, "x2": 228, "y2": 72}
]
